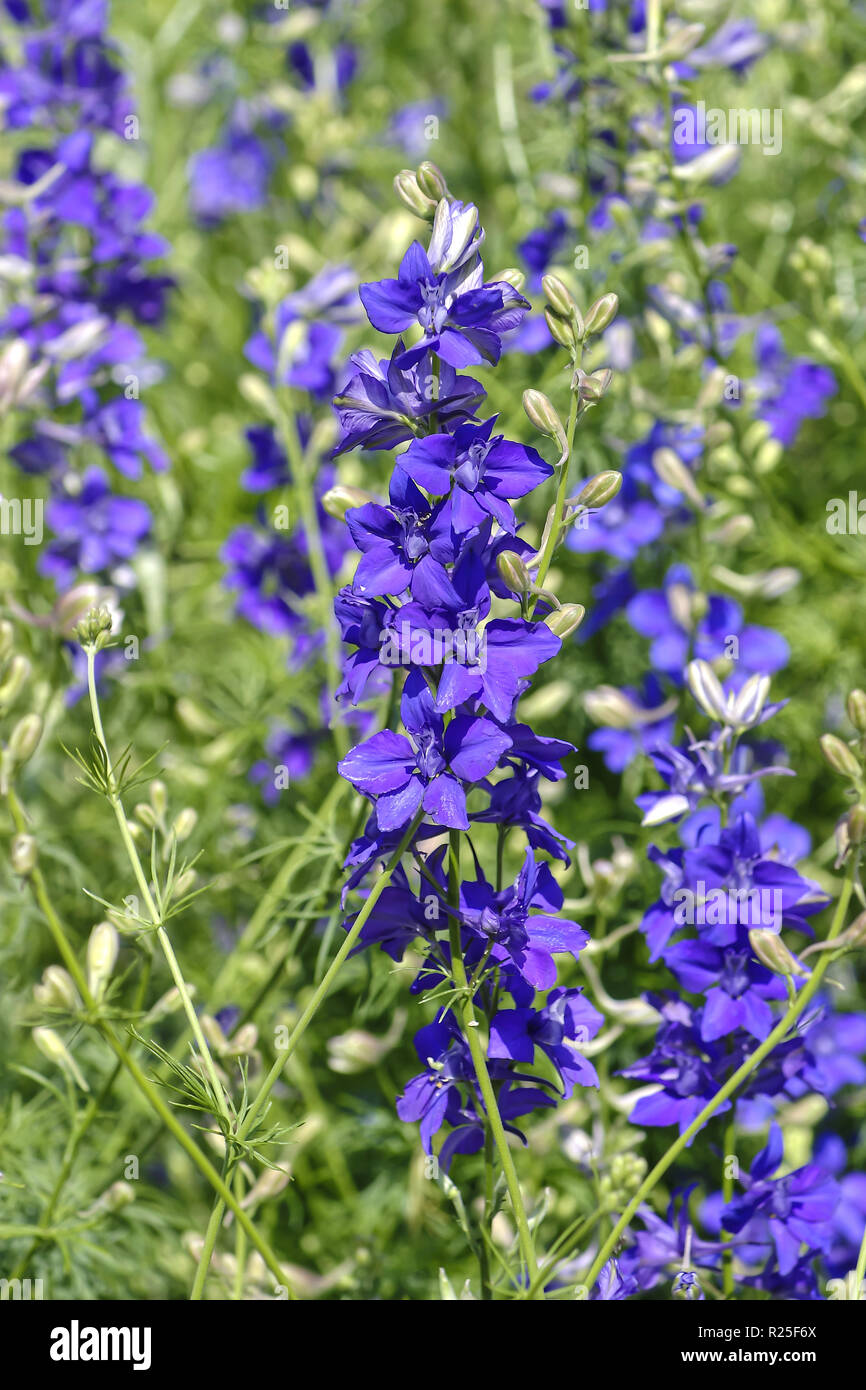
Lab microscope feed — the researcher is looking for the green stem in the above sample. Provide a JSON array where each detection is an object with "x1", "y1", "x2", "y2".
[
  {"x1": 531, "y1": 388, "x2": 579, "y2": 603},
  {"x1": 185, "y1": 809, "x2": 422, "y2": 1296},
  {"x1": 721, "y1": 1116, "x2": 735, "y2": 1297},
  {"x1": 446, "y1": 831, "x2": 539, "y2": 1291},
  {"x1": 84, "y1": 646, "x2": 230, "y2": 1125},
  {"x1": 580, "y1": 857, "x2": 858, "y2": 1295},
  {"x1": 5, "y1": 787, "x2": 290, "y2": 1295},
  {"x1": 275, "y1": 395, "x2": 348, "y2": 757},
  {"x1": 854, "y1": 1218, "x2": 866, "y2": 1293}
]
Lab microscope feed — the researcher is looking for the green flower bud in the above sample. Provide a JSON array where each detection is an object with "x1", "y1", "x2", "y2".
[
  {"x1": 321, "y1": 485, "x2": 376, "y2": 520},
  {"x1": 583, "y1": 685, "x2": 644, "y2": 729},
  {"x1": 545, "y1": 604, "x2": 585, "y2": 639},
  {"x1": 87, "y1": 921, "x2": 119, "y2": 1001},
  {"x1": 33, "y1": 966, "x2": 81, "y2": 1012},
  {"x1": 73, "y1": 606, "x2": 113, "y2": 650},
  {"x1": 11, "y1": 831, "x2": 37, "y2": 876},
  {"x1": 848, "y1": 805, "x2": 866, "y2": 847},
  {"x1": 174, "y1": 868, "x2": 197, "y2": 899},
  {"x1": 175, "y1": 697, "x2": 221, "y2": 737},
  {"x1": 541, "y1": 273, "x2": 577, "y2": 319},
  {"x1": 847, "y1": 689, "x2": 866, "y2": 734},
  {"x1": 415, "y1": 161, "x2": 449, "y2": 201},
  {"x1": 574, "y1": 367, "x2": 613, "y2": 405},
  {"x1": 143, "y1": 985, "x2": 191, "y2": 1024},
  {"x1": 8, "y1": 712, "x2": 42, "y2": 766},
  {"x1": 652, "y1": 447, "x2": 703, "y2": 506},
  {"x1": 658, "y1": 22, "x2": 706, "y2": 60},
  {"x1": 393, "y1": 170, "x2": 437, "y2": 219},
  {"x1": 133, "y1": 802, "x2": 158, "y2": 830},
  {"x1": 835, "y1": 911, "x2": 866, "y2": 951},
  {"x1": 171, "y1": 807, "x2": 197, "y2": 842},
  {"x1": 575, "y1": 471, "x2": 622, "y2": 509},
  {"x1": 0, "y1": 620, "x2": 14, "y2": 661},
  {"x1": 237, "y1": 373, "x2": 279, "y2": 420},
  {"x1": 32, "y1": 1027, "x2": 89, "y2": 1091},
  {"x1": 544, "y1": 306, "x2": 576, "y2": 350},
  {"x1": 819, "y1": 733, "x2": 861, "y2": 780},
  {"x1": 0, "y1": 653, "x2": 31, "y2": 708},
  {"x1": 582, "y1": 292, "x2": 619, "y2": 337},
  {"x1": 492, "y1": 267, "x2": 526, "y2": 292},
  {"x1": 748, "y1": 929, "x2": 809, "y2": 978},
  {"x1": 522, "y1": 389, "x2": 566, "y2": 449},
  {"x1": 496, "y1": 551, "x2": 531, "y2": 595}
]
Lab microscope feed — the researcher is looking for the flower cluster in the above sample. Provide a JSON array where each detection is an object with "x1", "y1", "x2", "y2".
[
  {"x1": 0, "y1": 0, "x2": 171, "y2": 596},
  {"x1": 333, "y1": 179, "x2": 611, "y2": 1165}
]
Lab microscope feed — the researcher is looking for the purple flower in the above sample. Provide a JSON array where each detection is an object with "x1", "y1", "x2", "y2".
[
  {"x1": 40, "y1": 467, "x2": 150, "y2": 587},
  {"x1": 338, "y1": 669, "x2": 512, "y2": 831},
  {"x1": 332, "y1": 343, "x2": 484, "y2": 455},
  {"x1": 401, "y1": 416, "x2": 552, "y2": 534}
]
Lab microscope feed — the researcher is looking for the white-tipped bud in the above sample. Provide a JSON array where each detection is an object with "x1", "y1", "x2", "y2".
[
  {"x1": 32, "y1": 1027, "x2": 89, "y2": 1091},
  {"x1": 10, "y1": 831, "x2": 37, "y2": 876},
  {"x1": 749, "y1": 929, "x2": 809, "y2": 978},
  {"x1": 652, "y1": 447, "x2": 703, "y2": 506},
  {"x1": 86, "y1": 921, "x2": 119, "y2": 1001},
  {"x1": 33, "y1": 966, "x2": 81, "y2": 1012},
  {"x1": 321, "y1": 485, "x2": 376, "y2": 520},
  {"x1": 394, "y1": 170, "x2": 437, "y2": 219},
  {"x1": 671, "y1": 144, "x2": 740, "y2": 184},
  {"x1": 583, "y1": 685, "x2": 644, "y2": 729},
  {"x1": 8, "y1": 712, "x2": 42, "y2": 766},
  {"x1": 171, "y1": 807, "x2": 198, "y2": 842},
  {"x1": 820, "y1": 734, "x2": 861, "y2": 781},
  {"x1": 545, "y1": 604, "x2": 585, "y2": 639},
  {"x1": 0, "y1": 653, "x2": 31, "y2": 709}
]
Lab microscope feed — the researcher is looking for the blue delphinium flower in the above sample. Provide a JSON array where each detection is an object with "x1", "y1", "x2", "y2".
[{"x1": 333, "y1": 186, "x2": 600, "y2": 1169}]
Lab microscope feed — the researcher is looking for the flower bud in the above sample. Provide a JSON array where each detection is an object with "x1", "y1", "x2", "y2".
[
  {"x1": 393, "y1": 170, "x2": 437, "y2": 218},
  {"x1": 544, "y1": 306, "x2": 576, "y2": 350},
  {"x1": 492, "y1": 267, "x2": 525, "y2": 292},
  {"x1": 522, "y1": 389, "x2": 566, "y2": 449},
  {"x1": 0, "y1": 620, "x2": 14, "y2": 661},
  {"x1": 819, "y1": 733, "x2": 861, "y2": 780},
  {"x1": 174, "y1": 868, "x2": 197, "y2": 899},
  {"x1": 652, "y1": 447, "x2": 703, "y2": 505},
  {"x1": 496, "y1": 551, "x2": 531, "y2": 595},
  {"x1": 73, "y1": 606, "x2": 113, "y2": 650},
  {"x1": 237, "y1": 373, "x2": 279, "y2": 419},
  {"x1": 575, "y1": 471, "x2": 622, "y2": 509},
  {"x1": 144, "y1": 985, "x2": 192, "y2": 1023},
  {"x1": 133, "y1": 802, "x2": 158, "y2": 830},
  {"x1": 321, "y1": 485, "x2": 376, "y2": 520},
  {"x1": 87, "y1": 921, "x2": 119, "y2": 1001},
  {"x1": 11, "y1": 831, "x2": 37, "y2": 875},
  {"x1": 658, "y1": 23, "x2": 706, "y2": 60},
  {"x1": 415, "y1": 161, "x2": 449, "y2": 201},
  {"x1": 583, "y1": 685, "x2": 643, "y2": 729},
  {"x1": 34, "y1": 966, "x2": 81, "y2": 1012},
  {"x1": 848, "y1": 689, "x2": 866, "y2": 734},
  {"x1": 8, "y1": 712, "x2": 42, "y2": 766},
  {"x1": 582, "y1": 292, "x2": 619, "y2": 336},
  {"x1": 749, "y1": 928, "x2": 809, "y2": 977},
  {"x1": 32, "y1": 1027, "x2": 89, "y2": 1091},
  {"x1": 847, "y1": 804, "x2": 866, "y2": 847},
  {"x1": 574, "y1": 368, "x2": 613, "y2": 404},
  {"x1": 0, "y1": 653, "x2": 30, "y2": 708},
  {"x1": 541, "y1": 273, "x2": 577, "y2": 319},
  {"x1": 835, "y1": 911, "x2": 866, "y2": 952},
  {"x1": 545, "y1": 604, "x2": 585, "y2": 639},
  {"x1": 171, "y1": 807, "x2": 198, "y2": 842}
]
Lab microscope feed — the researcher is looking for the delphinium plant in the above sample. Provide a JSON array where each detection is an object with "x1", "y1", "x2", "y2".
[{"x1": 328, "y1": 166, "x2": 628, "y2": 1296}]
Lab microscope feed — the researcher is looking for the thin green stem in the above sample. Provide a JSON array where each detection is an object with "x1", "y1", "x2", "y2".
[
  {"x1": 84, "y1": 646, "x2": 230, "y2": 1125},
  {"x1": 275, "y1": 395, "x2": 348, "y2": 757},
  {"x1": 579, "y1": 856, "x2": 858, "y2": 1295},
  {"x1": 5, "y1": 784, "x2": 290, "y2": 1293},
  {"x1": 531, "y1": 388, "x2": 579, "y2": 603}
]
